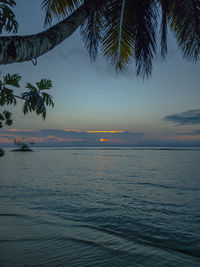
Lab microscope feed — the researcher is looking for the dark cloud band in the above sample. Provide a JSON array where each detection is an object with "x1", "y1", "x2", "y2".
[
  {"x1": 0, "y1": 129, "x2": 144, "y2": 146},
  {"x1": 164, "y1": 109, "x2": 200, "y2": 125}
]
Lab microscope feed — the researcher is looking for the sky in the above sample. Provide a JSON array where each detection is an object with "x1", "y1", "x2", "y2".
[{"x1": 1, "y1": 0, "x2": 200, "y2": 147}]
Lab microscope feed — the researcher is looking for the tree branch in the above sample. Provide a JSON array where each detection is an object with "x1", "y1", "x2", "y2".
[
  {"x1": 0, "y1": 3, "x2": 90, "y2": 65},
  {"x1": 0, "y1": 0, "x2": 107, "y2": 65}
]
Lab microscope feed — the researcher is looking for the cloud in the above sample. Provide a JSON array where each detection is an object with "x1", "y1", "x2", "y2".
[
  {"x1": 164, "y1": 109, "x2": 200, "y2": 125},
  {"x1": 167, "y1": 135, "x2": 200, "y2": 142},
  {"x1": 176, "y1": 130, "x2": 200, "y2": 136},
  {"x1": 0, "y1": 129, "x2": 144, "y2": 146},
  {"x1": 2, "y1": 128, "x2": 200, "y2": 147},
  {"x1": 47, "y1": 135, "x2": 85, "y2": 142}
]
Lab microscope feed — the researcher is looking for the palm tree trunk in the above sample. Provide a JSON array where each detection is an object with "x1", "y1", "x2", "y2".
[{"x1": 0, "y1": 3, "x2": 90, "y2": 65}]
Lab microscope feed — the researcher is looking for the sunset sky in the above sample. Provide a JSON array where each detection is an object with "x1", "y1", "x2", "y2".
[{"x1": 1, "y1": 0, "x2": 200, "y2": 147}]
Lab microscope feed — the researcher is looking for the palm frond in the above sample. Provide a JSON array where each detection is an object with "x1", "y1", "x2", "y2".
[
  {"x1": 0, "y1": 87, "x2": 17, "y2": 106},
  {"x1": 0, "y1": 73, "x2": 18, "y2": 106},
  {"x1": 101, "y1": 0, "x2": 157, "y2": 77},
  {"x1": 3, "y1": 110, "x2": 12, "y2": 125},
  {"x1": 40, "y1": 0, "x2": 200, "y2": 78},
  {"x1": 169, "y1": 0, "x2": 200, "y2": 61},
  {"x1": 36, "y1": 79, "x2": 52, "y2": 90},
  {"x1": 80, "y1": 9, "x2": 104, "y2": 60},
  {"x1": 23, "y1": 79, "x2": 54, "y2": 119},
  {"x1": 42, "y1": 0, "x2": 83, "y2": 26},
  {"x1": 159, "y1": 0, "x2": 171, "y2": 59},
  {"x1": 130, "y1": 0, "x2": 157, "y2": 78},
  {"x1": 0, "y1": 0, "x2": 18, "y2": 33},
  {"x1": 42, "y1": 92, "x2": 54, "y2": 107},
  {"x1": 0, "y1": 110, "x2": 12, "y2": 130},
  {"x1": 117, "y1": 0, "x2": 126, "y2": 70},
  {"x1": 0, "y1": 1, "x2": 16, "y2": 6},
  {"x1": 3, "y1": 73, "x2": 21, "y2": 87},
  {"x1": 102, "y1": 0, "x2": 135, "y2": 72},
  {"x1": 25, "y1": 83, "x2": 37, "y2": 92}
]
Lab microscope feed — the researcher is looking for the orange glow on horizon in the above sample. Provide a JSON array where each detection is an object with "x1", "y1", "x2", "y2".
[
  {"x1": 87, "y1": 130, "x2": 125, "y2": 133},
  {"x1": 100, "y1": 139, "x2": 110, "y2": 142},
  {"x1": 8, "y1": 129, "x2": 34, "y2": 132},
  {"x1": 8, "y1": 129, "x2": 19, "y2": 132},
  {"x1": 0, "y1": 137, "x2": 13, "y2": 143}
]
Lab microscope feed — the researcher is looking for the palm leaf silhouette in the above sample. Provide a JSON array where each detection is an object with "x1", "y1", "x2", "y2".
[
  {"x1": 40, "y1": 0, "x2": 200, "y2": 78},
  {"x1": 42, "y1": 0, "x2": 83, "y2": 26}
]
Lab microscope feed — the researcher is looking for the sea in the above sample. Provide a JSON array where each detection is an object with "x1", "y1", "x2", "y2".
[{"x1": 0, "y1": 147, "x2": 200, "y2": 266}]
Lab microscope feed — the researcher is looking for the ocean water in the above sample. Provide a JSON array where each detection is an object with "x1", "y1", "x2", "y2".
[{"x1": 0, "y1": 147, "x2": 200, "y2": 266}]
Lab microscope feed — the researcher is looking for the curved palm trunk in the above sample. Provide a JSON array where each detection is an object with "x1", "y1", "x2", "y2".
[{"x1": 0, "y1": 4, "x2": 89, "y2": 65}]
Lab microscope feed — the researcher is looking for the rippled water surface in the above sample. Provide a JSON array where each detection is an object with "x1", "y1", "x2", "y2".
[{"x1": 0, "y1": 147, "x2": 200, "y2": 266}]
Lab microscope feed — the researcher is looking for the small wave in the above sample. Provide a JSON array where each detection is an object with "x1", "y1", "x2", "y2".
[
  {"x1": 136, "y1": 181, "x2": 176, "y2": 190},
  {"x1": 140, "y1": 237, "x2": 200, "y2": 259},
  {"x1": 0, "y1": 237, "x2": 54, "y2": 243},
  {"x1": 78, "y1": 224, "x2": 129, "y2": 240},
  {"x1": 0, "y1": 213, "x2": 25, "y2": 217},
  {"x1": 60, "y1": 236, "x2": 135, "y2": 257}
]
